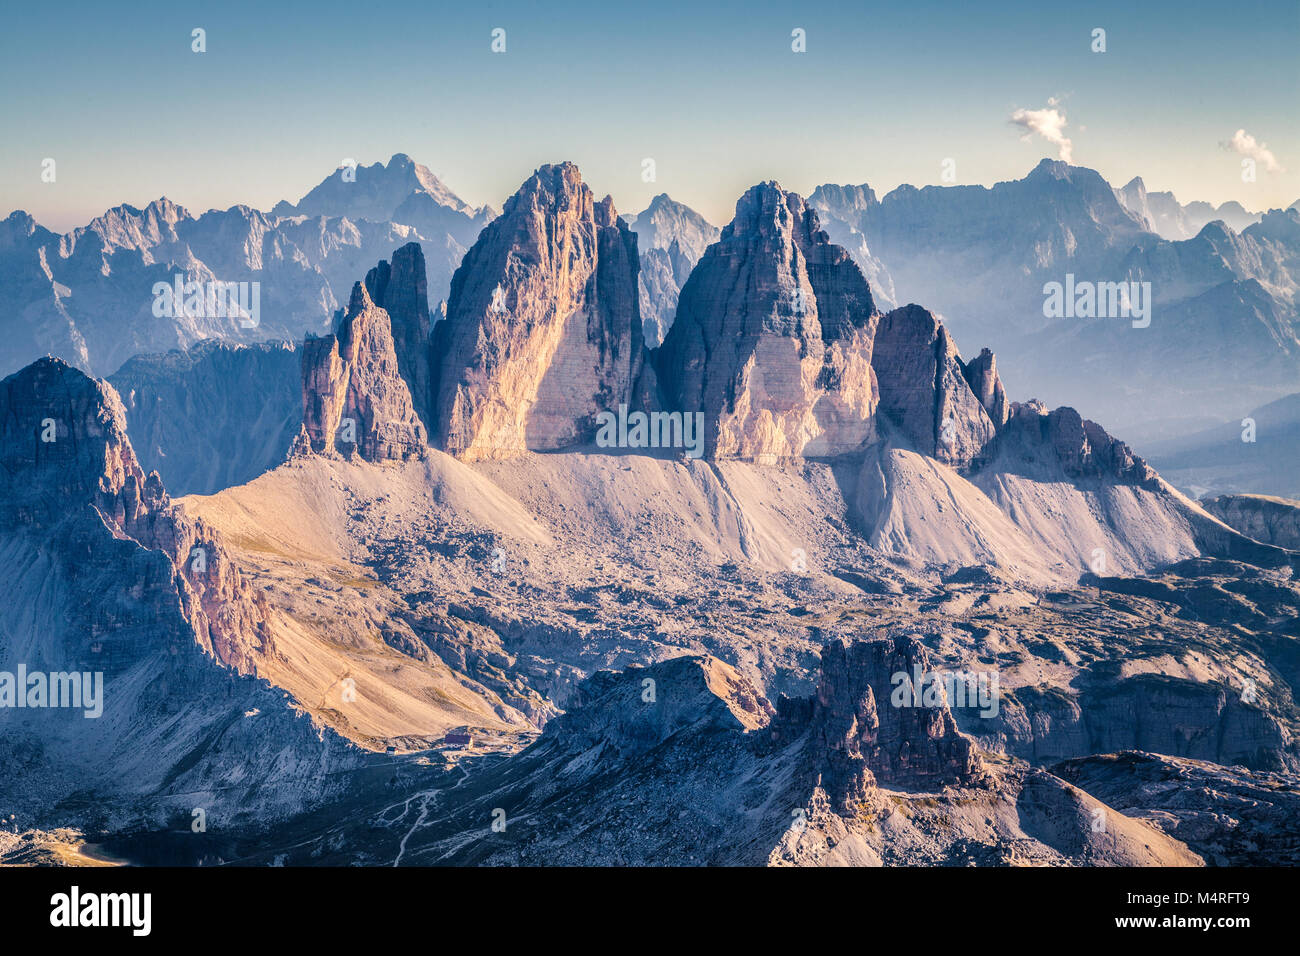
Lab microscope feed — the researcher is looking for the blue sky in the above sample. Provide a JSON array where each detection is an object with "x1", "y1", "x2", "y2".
[{"x1": 2, "y1": 0, "x2": 1296, "y2": 230}]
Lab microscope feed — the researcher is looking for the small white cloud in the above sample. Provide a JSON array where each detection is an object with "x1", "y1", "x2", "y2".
[
  {"x1": 1223, "y1": 128, "x2": 1284, "y2": 173},
  {"x1": 1010, "y1": 98, "x2": 1074, "y2": 163}
]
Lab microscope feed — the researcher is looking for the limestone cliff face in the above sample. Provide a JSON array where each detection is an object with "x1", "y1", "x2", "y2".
[
  {"x1": 430, "y1": 163, "x2": 644, "y2": 461},
  {"x1": 300, "y1": 275, "x2": 428, "y2": 462},
  {"x1": 871, "y1": 304, "x2": 998, "y2": 467},
  {"x1": 961, "y1": 347, "x2": 1009, "y2": 428},
  {"x1": 0, "y1": 357, "x2": 271, "y2": 674},
  {"x1": 656, "y1": 183, "x2": 879, "y2": 462},
  {"x1": 362, "y1": 241, "x2": 433, "y2": 430}
]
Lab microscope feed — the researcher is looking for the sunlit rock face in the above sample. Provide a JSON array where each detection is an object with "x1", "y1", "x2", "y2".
[{"x1": 431, "y1": 163, "x2": 644, "y2": 461}]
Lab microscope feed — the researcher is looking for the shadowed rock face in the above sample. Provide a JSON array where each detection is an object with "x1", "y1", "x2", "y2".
[
  {"x1": 978, "y1": 400, "x2": 1157, "y2": 484},
  {"x1": 0, "y1": 357, "x2": 272, "y2": 673},
  {"x1": 656, "y1": 183, "x2": 880, "y2": 461},
  {"x1": 1202, "y1": 494, "x2": 1300, "y2": 551},
  {"x1": 871, "y1": 304, "x2": 997, "y2": 467},
  {"x1": 300, "y1": 277, "x2": 428, "y2": 462},
  {"x1": 0, "y1": 358, "x2": 370, "y2": 827},
  {"x1": 774, "y1": 637, "x2": 983, "y2": 809},
  {"x1": 362, "y1": 241, "x2": 433, "y2": 431},
  {"x1": 109, "y1": 340, "x2": 301, "y2": 497},
  {"x1": 430, "y1": 163, "x2": 644, "y2": 461}
]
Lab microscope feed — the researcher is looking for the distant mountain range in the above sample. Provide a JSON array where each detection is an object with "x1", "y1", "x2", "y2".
[
  {"x1": 0, "y1": 154, "x2": 492, "y2": 378},
  {"x1": 1116, "y1": 176, "x2": 1263, "y2": 240},
  {"x1": 1145, "y1": 390, "x2": 1300, "y2": 499},
  {"x1": 808, "y1": 160, "x2": 1300, "y2": 441}
]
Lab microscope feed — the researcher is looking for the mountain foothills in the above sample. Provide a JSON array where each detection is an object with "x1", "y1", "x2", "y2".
[{"x1": 2, "y1": 158, "x2": 1300, "y2": 867}]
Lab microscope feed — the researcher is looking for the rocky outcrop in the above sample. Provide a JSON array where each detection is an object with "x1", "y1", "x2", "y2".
[
  {"x1": 656, "y1": 183, "x2": 879, "y2": 461},
  {"x1": 984, "y1": 676, "x2": 1291, "y2": 772},
  {"x1": 961, "y1": 347, "x2": 1009, "y2": 428},
  {"x1": 871, "y1": 304, "x2": 997, "y2": 466},
  {"x1": 430, "y1": 163, "x2": 644, "y2": 460},
  {"x1": 300, "y1": 275, "x2": 428, "y2": 461},
  {"x1": 773, "y1": 637, "x2": 983, "y2": 808},
  {"x1": 979, "y1": 401, "x2": 1157, "y2": 483},
  {"x1": 361, "y1": 241, "x2": 434, "y2": 430}
]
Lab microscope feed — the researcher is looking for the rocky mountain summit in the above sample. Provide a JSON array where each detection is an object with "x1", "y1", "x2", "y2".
[
  {"x1": 7, "y1": 158, "x2": 1300, "y2": 869},
  {"x1": 272, "y1": 153, "x2": 490, "y2": 226},
  {"x1": 431, "y1": 163, "x2": 644, "y2": 460},
  {"x1": 656, "y1": 182, "x2": 881, "y2": 461}
]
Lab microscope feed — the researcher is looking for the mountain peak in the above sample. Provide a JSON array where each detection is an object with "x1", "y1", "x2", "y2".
[
  {"x1": 279, "y1": 154, "x2": 475, "y2": 223},
  {"x1": 657, "y1": 183, "x2": 880, "y2": 460},
  {"x1": 430, "y1": 163, "x2": 642, "y2": 460}
]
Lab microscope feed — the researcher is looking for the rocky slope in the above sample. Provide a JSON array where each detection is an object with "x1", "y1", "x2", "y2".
[
  {"x1": 0, "y1": 358, "x2": 371, "y2": 830},
  {"x1": 431, "y1": 163, "x2": 644, "y2": 460},
  {"x1": 227, "y1": 645, "x2": 1205, "y2": 867}
]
